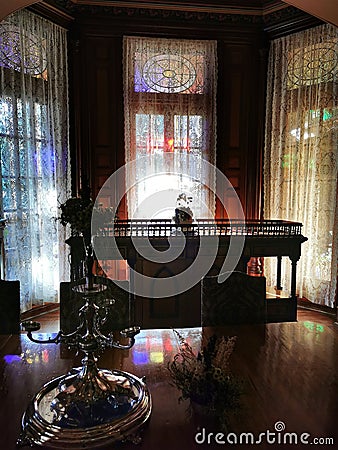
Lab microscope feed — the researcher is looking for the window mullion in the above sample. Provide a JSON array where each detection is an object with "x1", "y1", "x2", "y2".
[{"x1": 164, "y1": 112, "x2": 174, "y2": 152}]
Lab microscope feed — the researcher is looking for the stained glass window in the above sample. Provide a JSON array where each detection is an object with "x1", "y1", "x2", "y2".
[
  {"x1": 265, "y1": 23, "x2": 338, "y2": 307},
  {"x1": 124, "y1": 37, "x2": 217, "y2": 220},
  {"x1": 0, "y1": 23, "x2": 47, "y2": 79},
  {"x1": 134, "y1": 52, "x2": 205, "y2": 94},
  {"x1": 287, "y1": 39, "x2": 338, "y2": 89},
  {"x1": 0, "y1": 9, "x2": 70, "y2": 312}
]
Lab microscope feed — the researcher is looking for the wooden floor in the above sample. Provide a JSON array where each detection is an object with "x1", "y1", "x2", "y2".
[{"x1": 0, "y1": 307, "x2": 337, "y2": 449}]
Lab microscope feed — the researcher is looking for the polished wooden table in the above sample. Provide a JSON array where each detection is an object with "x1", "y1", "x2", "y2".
[{"x1": 0, "y1": 309, "x2": 337, "y2": 449}]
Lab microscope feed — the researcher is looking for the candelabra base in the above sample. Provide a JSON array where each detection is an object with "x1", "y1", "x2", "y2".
[{"x1": 17, "y1": 369, "x2": 152, "y2": 449}]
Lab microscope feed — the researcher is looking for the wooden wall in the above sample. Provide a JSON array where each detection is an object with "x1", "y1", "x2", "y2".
[
  {"x1": 69, "y1": 12, "x2": 267, "y2": 220},
  {"x1": 28, "y1": 2, "x2": 321, "y2": 220},
  {"x1": 26, "y1": 2, "x2": 323, "y2": 326}
]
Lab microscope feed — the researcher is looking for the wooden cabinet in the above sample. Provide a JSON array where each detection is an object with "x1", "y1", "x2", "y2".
[{"x1": 93, "y1": 220, "x2": 307, "y2": 328}]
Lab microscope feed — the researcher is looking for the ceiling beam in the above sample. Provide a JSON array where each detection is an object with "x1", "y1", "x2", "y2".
[
  {"x1": 282, "y1": 0, "x2": 338, "y2": 26},
  {"x1": 0, "y1": 0, "x2": 42, "y2": 21}
]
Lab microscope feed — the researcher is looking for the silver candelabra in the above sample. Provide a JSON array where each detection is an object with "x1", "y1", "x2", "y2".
[{"x1": 18, "y1": 240, "x2": 152, "y2": 448}]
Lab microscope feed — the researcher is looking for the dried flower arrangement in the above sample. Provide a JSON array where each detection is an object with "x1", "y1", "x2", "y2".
[
  {"x1": 59, "y1": 197, "x2": 94, "y2": 236},
  {"x1": 168, "y1": 330, "x2": 243, "y2": 421}
]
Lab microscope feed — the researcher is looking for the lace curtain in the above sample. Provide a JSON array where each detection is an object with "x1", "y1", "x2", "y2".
[
  {"x1": 123, "y1": 37, "x2": 217, "y2": 220},
  {"x1": 0, "y1": 9, "x2": 71, "y2": 312},
  {"x1": 264, "y1": 24, "x2": 338, "y2": 307}
]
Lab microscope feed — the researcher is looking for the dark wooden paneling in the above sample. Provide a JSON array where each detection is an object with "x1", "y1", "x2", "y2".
[
  {"x1": 75, "y1": 36, "x2": 124, "y2": 203},
  {"x1": 0, "y1": 280, "x2": 20, "y2": 334},
  {"x1": 70, "y1": 15, "x2": 267, "y2": 219},
  {"x1": 216, "y1": 38, "x2": 266, "y2": 219},
  {"x1": 69, "y1": 6, "x2": 315, "y2": 217},
  {"x1": 68, "y1": 14, "x2": 274, "y2": 328}
]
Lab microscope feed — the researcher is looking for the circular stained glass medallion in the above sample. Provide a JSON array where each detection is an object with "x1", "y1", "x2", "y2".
[
  {"x1": 0, "y1": 24, "x2": 47, "y2": 76},
  {"x1": 142, "y1": 54, "x2": 197, "y2": 93},
  {"x1": 287, "y1": 42, "x2": 338, "y2": 88}
]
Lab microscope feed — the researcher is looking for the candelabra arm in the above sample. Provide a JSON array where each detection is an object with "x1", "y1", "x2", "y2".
[
  {"x1": 26, "y1": 330, "x2": 62, "y2": 344},
  {"x1": 112, "y1": 338, "x2": 136, "y2": 350},
  {"x1": 22, "y1": 319, "x2": 87, "y2": 347},
  {"x1": 106, "y1": 337, "x2": 136, "y2": 350},
  {"x1": 59, "y1": 320, "x2": 84, "y2": 340},
  {"x1": 107, "y1": 326, "x2": 141, "y2": 350}
]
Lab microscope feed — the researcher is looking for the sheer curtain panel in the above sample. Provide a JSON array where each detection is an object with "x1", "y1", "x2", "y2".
[
  {"x1": 264, "y1": 24, "x2": 338, "y2": 307},
  {"x1": 0, "y1": 9, "x2": 71, "y2": 312},
  {"x1": 123, "y1": 37, "x2": 217, "y2": 220}
]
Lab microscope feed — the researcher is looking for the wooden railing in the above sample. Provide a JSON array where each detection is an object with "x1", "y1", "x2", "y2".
[{"x1": 98, "y1": 219, "x2": 304, "y2": 238}]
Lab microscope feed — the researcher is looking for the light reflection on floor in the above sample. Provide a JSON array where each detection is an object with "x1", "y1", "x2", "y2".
[{"x1": 131, "y1": 328, "x2": 202, "y2": 366}]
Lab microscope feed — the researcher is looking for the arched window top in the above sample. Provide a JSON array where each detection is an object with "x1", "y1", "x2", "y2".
[
  {"x1": 287, "y1": 37, "x2": 338, "y2": 89},
  {"x1": 0, "y1": 19, "x2": 47, "y2": 79},
  {"x1": 129, "y1": 37, "x2": 215, "y2": 95},
  {"x1": 140, "y1": 54, "x2": 198, "y2": 94}
]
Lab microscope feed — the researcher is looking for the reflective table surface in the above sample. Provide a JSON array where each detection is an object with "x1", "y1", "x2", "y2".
[{"x1": 1, "y1": 309, "x2": 338, "y2": 449}]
